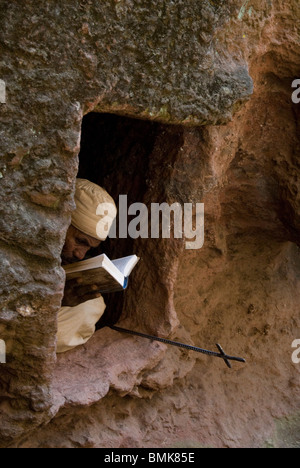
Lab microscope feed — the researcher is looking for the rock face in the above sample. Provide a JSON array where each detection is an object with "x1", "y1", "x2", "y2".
[{"x1": 0, "y1": 0, "x2": 299, "y2": 448}]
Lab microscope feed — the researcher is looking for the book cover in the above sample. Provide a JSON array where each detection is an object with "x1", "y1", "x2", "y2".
[{"x1": 63, "y1": 254, "x2": 140, "y2": 293}]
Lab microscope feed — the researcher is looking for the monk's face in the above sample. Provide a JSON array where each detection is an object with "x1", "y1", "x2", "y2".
[{"x1": 61, "y1": 225, "x2": 101, "y2": 265}]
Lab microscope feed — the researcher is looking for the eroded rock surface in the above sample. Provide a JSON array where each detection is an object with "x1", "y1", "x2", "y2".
[{"x1": 0, "y1": 0, "x2": 299, "y2": 448}]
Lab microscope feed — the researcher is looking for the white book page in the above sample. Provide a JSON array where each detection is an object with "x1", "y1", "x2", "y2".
[
  {"x1": 111, "y1": 255, "x2": 140, "y2": 277},
  {"x1": 64, "y1": 254, "x2": 125, "y2": 287},
  {"x1": 63, "y1": 253, "x2": 106, "y2": 273}
]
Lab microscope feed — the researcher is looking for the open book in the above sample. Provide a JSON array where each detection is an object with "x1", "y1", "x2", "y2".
[{"x1": 63, "y1": 254, "x2": 140, "y2": 293}]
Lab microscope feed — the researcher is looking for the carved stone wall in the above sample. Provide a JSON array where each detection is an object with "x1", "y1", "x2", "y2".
[{"x1": 0, "y1": 0, "x2": 299, "y2": 448}]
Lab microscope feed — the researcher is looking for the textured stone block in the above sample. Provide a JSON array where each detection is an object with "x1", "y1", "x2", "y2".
[{"x1": 0, "y1": 0, "x2": 299, "y2": 449}]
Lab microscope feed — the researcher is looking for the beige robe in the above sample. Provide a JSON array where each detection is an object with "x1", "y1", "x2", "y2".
[{"x1": 56, "y1": 296, "x2": 106, "y2": 353}]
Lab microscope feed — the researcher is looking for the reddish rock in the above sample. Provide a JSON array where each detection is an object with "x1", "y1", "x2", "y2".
[{"x1": 0, "y1": 0, "x2": 299, "y2": 449}]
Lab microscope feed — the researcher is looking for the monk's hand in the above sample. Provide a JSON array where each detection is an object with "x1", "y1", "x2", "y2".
[{"x1": 62, "y1": 279, "x2": 102, "y2": 307}]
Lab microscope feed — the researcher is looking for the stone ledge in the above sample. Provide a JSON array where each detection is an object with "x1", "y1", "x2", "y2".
[{"x1": 51, "y1": 327, "x2": 167, "y2": 414}]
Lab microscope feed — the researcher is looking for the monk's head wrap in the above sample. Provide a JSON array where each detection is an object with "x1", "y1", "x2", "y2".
[{"x1": 71, "y1": 179, "x2": 117, "y2": 241}]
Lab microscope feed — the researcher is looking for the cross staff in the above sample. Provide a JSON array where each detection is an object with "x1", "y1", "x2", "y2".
[{"x1": 109, "y1": 326, "x2": 246, "y2": 369}]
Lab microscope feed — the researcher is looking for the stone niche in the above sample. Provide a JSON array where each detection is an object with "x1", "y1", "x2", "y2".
[
  {"x1": 0, "y1": 0, "x2": 300, "y2": 448},
  {"x1": 53, "y1": 113, "x2": 198, "y2": 408},
  {"x1": 77, "y1": 112, "x2": 185, "y2": 330}
]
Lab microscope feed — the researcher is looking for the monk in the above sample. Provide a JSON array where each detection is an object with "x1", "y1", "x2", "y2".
[{"x1": 57, "y1": 179, "x2": 117, "y2": 353}]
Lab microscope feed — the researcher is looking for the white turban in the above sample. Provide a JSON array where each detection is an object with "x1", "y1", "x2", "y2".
[{"x1": 71, "y1": 179, "x2": 117, "y2": 241}]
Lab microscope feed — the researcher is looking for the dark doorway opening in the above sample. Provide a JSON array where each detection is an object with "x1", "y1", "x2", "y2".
[{"x1": 77, "y1": 113, "x2": 162, "y2": 327}]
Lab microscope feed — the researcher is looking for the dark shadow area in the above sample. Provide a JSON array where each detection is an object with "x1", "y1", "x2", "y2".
[{"x1": 77, "y1": 113, "x2": 162, "y2": 327}]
